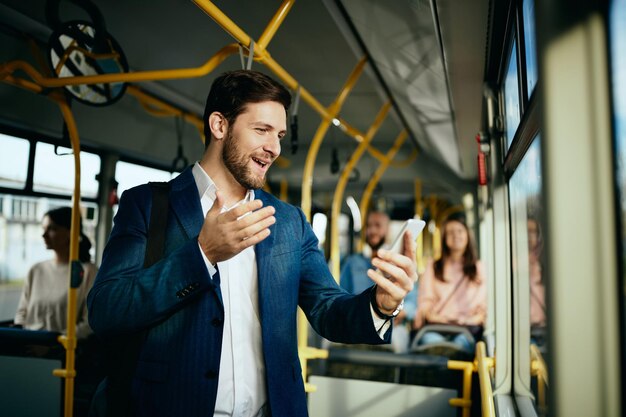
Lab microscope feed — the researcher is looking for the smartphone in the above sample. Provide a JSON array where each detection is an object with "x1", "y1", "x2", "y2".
[
  {"x1": 376, "y1": 219, "x2": 426, "y2": 278},
  {"x1": 386, "y1": 219, "x2": 426, "y2": 254}
]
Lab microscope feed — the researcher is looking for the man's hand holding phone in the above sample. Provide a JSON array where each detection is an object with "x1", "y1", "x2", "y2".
[{"x1": 369, "y1": 220, "x2": 424, "y2": 316}]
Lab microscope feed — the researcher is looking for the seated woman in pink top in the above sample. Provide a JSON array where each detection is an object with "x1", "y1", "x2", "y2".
[{"x1": 413, "y1": 215, "x2": 487, "y2": 353}]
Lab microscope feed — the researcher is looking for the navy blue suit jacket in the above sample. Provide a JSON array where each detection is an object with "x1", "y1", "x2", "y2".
[{"x1": 87, "y1": 168, "x2": 388, "y2": 417}]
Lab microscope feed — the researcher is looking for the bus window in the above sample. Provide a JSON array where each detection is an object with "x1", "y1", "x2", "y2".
[
  {"x1": 115, "y1": 161, "x2": 175, "y2": 198},
  {"x1": 0, "y1": 133, "x2": 29, "y2": 189},
  {"x1": 33, "y1": 143, "x2": 100, "y2": 199},
  {"x1": 0, "y1": 195, "x2": 98, "y2": 322},
  {"x1": 509, "y1": 136, "x2": 546, "y2": 413},
  {"x1": 504, "y1": 38, "x2": 521, "y2": 149},
  {"x1": 523, "y1": 0, "x2": 538, "y2": 96}
]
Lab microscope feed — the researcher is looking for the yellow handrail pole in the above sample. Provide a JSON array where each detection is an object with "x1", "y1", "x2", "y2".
[
  {"x1": 447, "y1": 360, "x2": 474, "y2": 417},
  {"x1": 330, "y1": 102, "x2": 391, "y2": 280},
  {"x1": 280, "y1": 177, "x2": 288, "y2": 202},
  {"x1": 300, "y1": 57, "x2": 367, "y2": 221},
  {"x1": 192, "y1": 0, "x2": 252, "y2": 46},
  {"x1": 192, "y1": 0, "x2": 389, "y2": 168},
  {"x1": 476, "y1": 341, "x2": 496, "y2": 417},
  {"x1": 297, "y1": 57, "x2": 368, "y2": 390},
  {"x1": 0, "y1": 44, "x2": 238, "y2": 87},
  {"x1": 127, "y1": 85, "x2": 204, "y2": 131},
  {"x1": 437, "y1": 204, "x2": 464, "y2": 225},
  {"x1": 338, "y1": 117, "x2": 418, "y2": 166},
  {"x1": 531, "y1": 344, "x2": 549, "y2": 413},
  {"x1": 415, "y1": 180, "x2": 425, "y2": 272},
  {"x1": 51, "y1": 99, "x2": 82, "y2": 417},
  {"x1": 357, "y1": 130, "x2": 408, "y2": 252},
  {"x1": 257, "y1": 0, "x2": 296, "y2": 51}
]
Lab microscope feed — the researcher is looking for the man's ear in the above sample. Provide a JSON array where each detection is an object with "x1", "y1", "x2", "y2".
[{"x1": 208, "y1": 112, "x2": 227, "y2": 141}]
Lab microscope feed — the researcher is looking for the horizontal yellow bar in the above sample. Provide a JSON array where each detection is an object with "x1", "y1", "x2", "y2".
[
  {"x1": 0, "y1": 44, "x2": 238, "y2": 87},
  {"x1": 449, "y1": 398, "x2": 472, "y2": 407},
  {"x1": 52, "y1": 369, "x2": 77, "y2": 378}
]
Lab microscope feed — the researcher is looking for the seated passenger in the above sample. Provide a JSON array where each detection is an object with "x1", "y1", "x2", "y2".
[
  {"x1": 341, "y1": 210, "x2": 417, "y2": 353},
  {"x1": 413, "y1": 214, "x2": 487, "y2": 354},
  {"x1": 14, "y1": 207, "x2": 97, "y2": 339}
]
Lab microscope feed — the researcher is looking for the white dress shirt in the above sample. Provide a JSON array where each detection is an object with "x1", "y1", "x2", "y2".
[
  {"x1": 191, "y1": 163, "x2": 390, "y2": 416},
  {"x1": 192, "y1": 163, "x2": 267, "y2": 417}
]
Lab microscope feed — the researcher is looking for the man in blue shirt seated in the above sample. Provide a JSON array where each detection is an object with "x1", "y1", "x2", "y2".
[{"x1": 340, "y1": 210, "x2": 417, "y2": 353}]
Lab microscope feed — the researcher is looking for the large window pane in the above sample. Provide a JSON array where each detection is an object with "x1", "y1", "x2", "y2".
[
  {"x1": 33, "y1": 143, "x2": 100, "y2": 198},
  {"x1": 115, "y1": 161, "x2": 174, "y2": 198},
  {"x1": 504, "y1": 39, "x2": 521, "y2": 148},
  {"x1": 523, "y1": 0, "x2": 538, "y2": 95},
  {"x1": 0, "y1": 133, "x2": 29, "y2": 189},
  {"x1": 509, "y1": 137, "x2": 547, "y2": 414}
]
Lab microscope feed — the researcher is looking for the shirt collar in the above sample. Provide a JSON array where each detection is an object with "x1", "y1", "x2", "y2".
[{"x1": 192, "y1": 162, "x2": 255, "y2": 209}]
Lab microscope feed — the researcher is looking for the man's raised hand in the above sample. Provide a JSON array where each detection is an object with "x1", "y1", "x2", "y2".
[{"x1": 198, "y1": 191, "x2": 275, "y2": 264}]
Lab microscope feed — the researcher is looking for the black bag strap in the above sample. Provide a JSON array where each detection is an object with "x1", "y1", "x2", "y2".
[
  {"x1": 106, "y1": 181, "x2": 170, "y2": 417},
  {"x1": 144, "y1": 182, "x2": 170, "y2": 267}
]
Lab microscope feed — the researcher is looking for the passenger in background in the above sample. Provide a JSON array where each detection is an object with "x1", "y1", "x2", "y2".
[
  {"x1": 413, "y1": 214, "x2": 487, "y2": 354},
  {"x1": 528, "y1": 217, "x2": 546, "y2": 344},
  {"x1": 341, "y1": 210, "x2": 417, "y2": 353},
  {"x1": 14, "y1": 207, "x2": 97, "y2": 339}
]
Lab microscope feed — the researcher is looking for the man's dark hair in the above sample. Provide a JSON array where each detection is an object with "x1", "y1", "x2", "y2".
[{"x1": 202, "y1": 70, "x2": 292, "y2": 148}]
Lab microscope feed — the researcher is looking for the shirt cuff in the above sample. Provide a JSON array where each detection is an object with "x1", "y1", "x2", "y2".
[
  {"x1": 370, "y1": 303, "x2": 392, "y2": 339},
  {"x1": 197, "y1": 241, "x2": 218, "y2": 278}
]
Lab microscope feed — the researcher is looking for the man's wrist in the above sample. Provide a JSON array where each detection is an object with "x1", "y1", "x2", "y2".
[{"x1": 370, "y1": 287, "x2": 404, "y2": 320}]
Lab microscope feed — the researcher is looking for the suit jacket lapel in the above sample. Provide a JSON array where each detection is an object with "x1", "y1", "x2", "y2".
[
  {"x1": 255, "y1": 190, "x2": 275, "y2": 321},
  {"x1": 169, "y1": 168, "x2": 204, "y2": 240},
  {"x1": 169, "y1": 168, "x2": 223, "y2": 305}
]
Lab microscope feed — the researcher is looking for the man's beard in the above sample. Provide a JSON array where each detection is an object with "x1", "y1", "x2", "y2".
[
  {"x1": 222, "y1": 129, "x2": 268, "y2": 190},
  {"x1": 367, "y1": 237, "x2": 386, "y2": 252}
]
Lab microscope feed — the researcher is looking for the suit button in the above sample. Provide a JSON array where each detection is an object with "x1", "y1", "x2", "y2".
[
  {"x1": 205, "y1": 370, "x2": 218, "y2": 379},
  {"x1": 211, "y1": 318, "x2": 223, "y2": 327}
]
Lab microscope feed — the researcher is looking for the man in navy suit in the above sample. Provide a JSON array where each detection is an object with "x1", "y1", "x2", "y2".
[{"x1": 88, "y1": 70, "x2": 416, "y2": 417}]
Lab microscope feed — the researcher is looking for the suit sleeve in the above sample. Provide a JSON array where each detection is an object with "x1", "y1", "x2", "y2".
[
  {"x1": 294, "y1": 208, "x2": 389, "y2": 344},
  {"x1": 87, "y1": 186, "x2": 212, "y2": 338}
]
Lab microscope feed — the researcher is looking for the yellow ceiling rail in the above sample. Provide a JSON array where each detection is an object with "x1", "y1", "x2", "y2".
[
  {"x1": 437, "y1": 204, "x2": 464, "y2": 225},
  {"x1": 388, "y1": 147, "x2": 418, "y2": 168},
  {"x1": 357, "y1": 130, "x2": 408, "y2": 252},
  {"x1": 0, "y1": 43, "x2": 238, "y2": 86},
  {"x1": 330, "y1": 101, "x2": 391, "y2": 280},
  {"x1": 301, "y1": 57, "x2": 367, "y2": 221},
  {"x1": 127, "y1": 85, "x2": 204, "y2": 130},
  {"x1": 192, "y1": 0, "x2": 414, "y2": 195},
  {"x1": 338, "y1": 117, "x2": 403, "y2": 163},
  {"x1": 257, "y1": 0, "x2": 295, "y2": 50}
]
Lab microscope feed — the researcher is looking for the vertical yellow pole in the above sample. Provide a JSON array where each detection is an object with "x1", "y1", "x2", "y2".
[
  {"x1": 330, "y1": 102, "x2": 391, "y2": 280},
  {"x1": 357, "y1": 130, "x2": 409, "y2": 252},
  {"x1": 415, "y1": 180, "x2": 424, "y2": 273},
  {"x1": 280, "y1": 177, "x2": 288, "y2": 202},
  {"x1": 52, "y1": 100, "x2": 81, "y2": 417}
]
